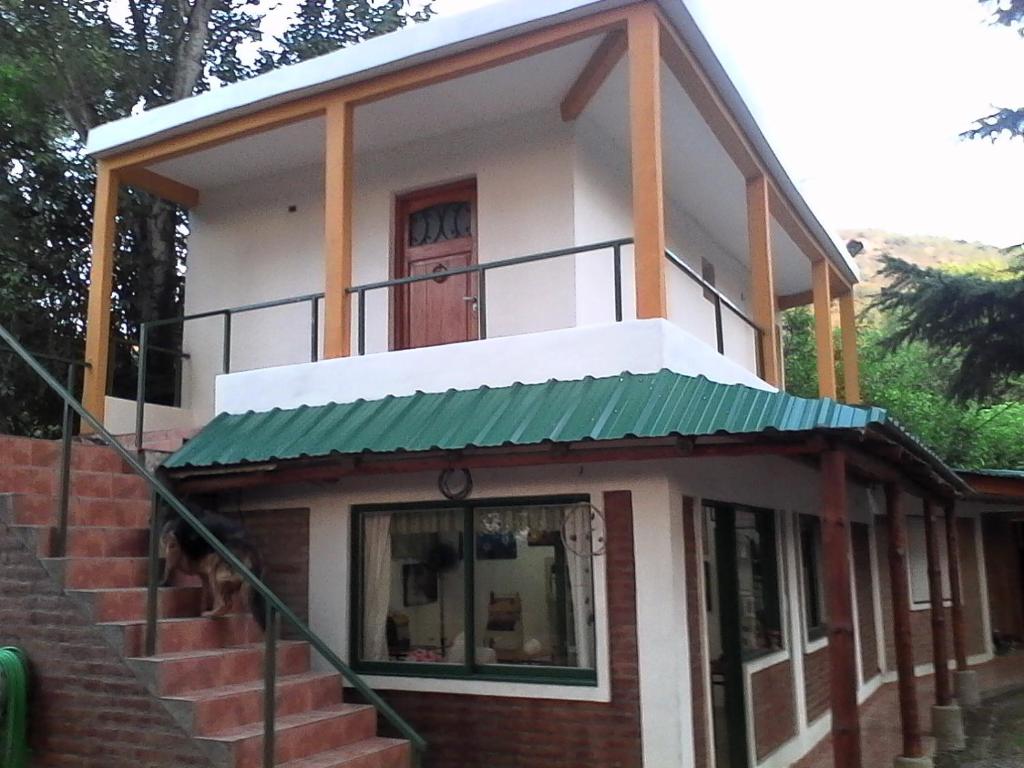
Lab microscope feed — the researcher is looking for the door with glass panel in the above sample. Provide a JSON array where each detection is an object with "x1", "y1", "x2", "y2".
[
  {"x1": 393, "y1": 180, "x2": 478, "y2": 350},
  {"x1": 352, "y1": 498, "x2": 598, "y2": 683},
  {"x1": 705, "y1": 503, "x2": 782, "y2": 768}
]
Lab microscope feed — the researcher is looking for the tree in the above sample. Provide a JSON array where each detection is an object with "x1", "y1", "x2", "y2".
[
  {"x1": 869, "y1": 1, "x2": 1024, "y2": 403},
  {"x1": 0, "y1": 0, "x2": 431, "y2": 434}
]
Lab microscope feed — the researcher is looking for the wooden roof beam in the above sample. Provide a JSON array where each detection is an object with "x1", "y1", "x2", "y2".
[
  {"x1": 119, "y1": 166, "x2": 199, "y2": 208},
  {"x1": 560, "y1": 29, "x2": 627, "y2": 121}
]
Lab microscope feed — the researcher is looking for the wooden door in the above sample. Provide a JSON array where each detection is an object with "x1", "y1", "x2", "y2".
[{"x1": 394, "y1": 181, "x2": 478, "y2": 350}]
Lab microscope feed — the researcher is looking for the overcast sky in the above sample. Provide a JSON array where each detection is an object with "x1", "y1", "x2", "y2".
[{"x1": 431, "y1": 0, "x2": 1024, "y2": 247}]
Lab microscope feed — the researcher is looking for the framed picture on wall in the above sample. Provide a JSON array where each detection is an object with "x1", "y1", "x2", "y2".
[{"x1": 402, "y1": 563, "x2": 438, "y2": 606}]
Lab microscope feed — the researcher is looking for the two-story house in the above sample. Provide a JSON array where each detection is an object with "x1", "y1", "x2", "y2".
[{"x1": 1, "y1": 2, "x2": 1006, "y2": 768}]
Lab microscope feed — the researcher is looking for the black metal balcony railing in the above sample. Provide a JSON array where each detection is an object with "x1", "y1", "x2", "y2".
[{"x1": 133, "y1": 239, "x2": 766, "y2": 442}]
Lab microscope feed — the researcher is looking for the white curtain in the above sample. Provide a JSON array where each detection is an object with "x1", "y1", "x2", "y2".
[
  {"x1": 563, "y1": 509, "x2": 596, "y2": 669},
  {"x1": 362, "y1": 514, "x2": 392, "y2": 662}
]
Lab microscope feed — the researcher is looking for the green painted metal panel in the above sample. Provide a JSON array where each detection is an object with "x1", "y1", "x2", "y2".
[{"x1": 164, "y1": 370, "x2": 894, "y2": 470}]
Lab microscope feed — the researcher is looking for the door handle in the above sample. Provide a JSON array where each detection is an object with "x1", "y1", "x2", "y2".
[{"x1": 463, "y1": 296, "x2": 479, "y2": 313}]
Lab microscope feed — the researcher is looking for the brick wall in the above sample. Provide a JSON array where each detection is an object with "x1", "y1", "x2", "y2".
[
  {"x1": 682, "y1": 496, "x2": 710, "y2": 768},
  {"x1": 851, "y1": 523, "x2": 879, "y2": 681},
  {"x1": 361, "y1": 490, "x2": 643, "y2": 768},
  {"x1": 803, "y1": 645, "x2": 830, "y2": 723},
  {"x1": 751, "y1": 659, "x2": 796, "y2": 760},
  {"x1": 0, "y1": 497, "x2": 213, "y2": 768},
  {"x1": 982, "y1": 515, "x2": 1024, "y2": 643},
  {"x1": 222, "y1": 506, "x2": 310, "y2": 638}
]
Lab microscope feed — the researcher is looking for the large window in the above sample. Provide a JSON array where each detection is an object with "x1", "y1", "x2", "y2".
[
  {"x1": 799, "y1": 514, "x2": 827, "y2": 641},
  {"x1": 734, "y1": 508, "x2": 783, "y2": 656},
  {"x1": 352, "y1": 498, "x2": 598, "y2": 683}
]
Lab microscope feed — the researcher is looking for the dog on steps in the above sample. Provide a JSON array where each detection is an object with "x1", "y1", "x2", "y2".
[{"x1": 160, "y1": 511, "x2": 266, "y2": 630}]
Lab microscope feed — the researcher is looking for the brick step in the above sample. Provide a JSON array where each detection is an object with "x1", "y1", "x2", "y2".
[
  {"x1": 129, "y1": 641, "x2": 312, "y2": 696},
  {"x1": 70, "y1": 586, "x2": 204, "y2": 622},
  {"x1": 23, "y1": 525, "x2": 150, "y2": 557},
  {"x1": 199, "y1": 703, "x2": 377, "y2": 768},
  {"x1": 11, "y1": 494, "x2": 151, "y2": 528},
  {"x1": 115, "y1": 613, "x2": 264, "y2": 656},
  {"x1": 45, "y1": 556, "x2": 149, "y2": 588},
  {"x1": 279, "y1": 738, "x2": 410, "y2": 768},
  {"x1": 168, "y1": 671, "x2": 343, "y2": 736}
]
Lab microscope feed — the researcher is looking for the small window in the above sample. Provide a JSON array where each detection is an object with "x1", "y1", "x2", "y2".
[
  {"x1": 799, "y1": 514, "x2": 827, "y2": 641},
  {"x1": 735, "y1": 508, "x2": 783, "y2": 656},
  {"x1": 907, "y1": 516, "x2": 951, "y2": 606},
  {"x1": 701, "y1": 257, "x2": 717, "y2": 302},
  {"x1": 353, "y1": 499, "x2": 598, "y2": 684}
]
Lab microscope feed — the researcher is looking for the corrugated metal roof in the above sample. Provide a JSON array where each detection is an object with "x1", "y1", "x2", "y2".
[{"x1": 164, "y1": 370, "x2": 891, "y2": 470}]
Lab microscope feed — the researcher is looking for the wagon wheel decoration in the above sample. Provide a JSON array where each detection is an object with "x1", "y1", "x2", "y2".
[{"x1": 561, "y1": 502, "x2": 606, "y2": 558}]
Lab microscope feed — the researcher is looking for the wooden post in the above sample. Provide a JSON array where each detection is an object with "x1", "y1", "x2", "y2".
[
  {"x1": 821, "y1": 449, "x2": 862, "y2": 768},
  {"x1": 82, "y1": 161, "x2": 120, "y2": 427},
  {"x1": 323, "y1": 99, "x2": 355, "y2": 359},
  {"x1": 945, "y1": 502, "x2": 968, "y2": 671},
  {"x1": 838, "y1": 292, "x2": 861, "y2": 403},
  {"x1": 923, "y1": 499, "x2": 953, "y2": 706},
  {"x1": 627, "y1": 6, "x2": 667, "y2": 320},
  {"x1": 812, "y1": 259, "x2": 836, "y2": 399},
  {"x1": 746, "y1": 175, "x2": 780, "y2": 387},
  {"x1": 885, "y1": 483, "x2": 925, "y2": 758}
]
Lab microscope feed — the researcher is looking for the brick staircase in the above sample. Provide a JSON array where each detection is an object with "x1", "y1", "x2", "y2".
[{"x1": 0, "y1": 435, "x2": 410, "y2": 768}]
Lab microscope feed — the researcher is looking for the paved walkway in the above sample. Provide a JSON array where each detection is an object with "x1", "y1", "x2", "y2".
[{"x1": 793, "y1": 653, "x2": 1024, "y2": 768}]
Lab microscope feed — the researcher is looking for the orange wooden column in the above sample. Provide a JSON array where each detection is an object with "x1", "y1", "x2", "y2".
[
  {"x1": 812, "y1": 259, "x2": 836, "y2": 399},
  {"x1": 821, "y1": 449, "x2": 862, "y2": 768},
  {"x1": 885, "y1": 483, "x2": 925, "y2": 758},
  {"x1": 81, "y1": 161, "x2": 120, "y2": 427},
  {"x1": 838, "y1": 292, "x2": 861, "y2": 403},
  {"x1": 923, "y1": 499, "x2": 953, "y2": 706},
  {"x1": 323, "y1": 99, "x2": 355, "y2": 359},
  {"x1": 944, "y1": 502, "x2": 969, "y2": 672},
  {"x1": 746, "y1": 175, "x2": 780, "y2": 386},
  {"x1": 627, "y1": 6, "x2": 667, "y2": 320}
]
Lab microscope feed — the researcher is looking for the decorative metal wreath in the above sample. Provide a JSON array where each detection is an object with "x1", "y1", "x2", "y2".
[
  {"x1": 438, "y1": 467, "x2": 473, "y2": 500},
  {"x1": 561, "y1": 502, "x2": 607, "y2": 558}
]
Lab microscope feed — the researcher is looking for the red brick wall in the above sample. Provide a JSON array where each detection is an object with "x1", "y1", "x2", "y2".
[
  {"x1": 751, "y1": 659, "x2": 796, "y2": 760},
  {"x1": 982, "y1": 515, "x2": 1024, "y2": 643},
  {"x1": 803, "y1": 645, "x2": 830, "y2": 723},
  {"x1": 222, "y1": 506, "x2": 310, "y2": 638},
  {"x1": 361, "y1": 490, "x2": 643, "y2": 768},
  {"x1": 0, "y1": 499, "x2": 213, "y2": 768},
  {"x1": 851, "y1": 523, "x2": 879, "y2": 681},
  {"x1": 682, "y1": 496, "x2": 710, "y2": 768}
]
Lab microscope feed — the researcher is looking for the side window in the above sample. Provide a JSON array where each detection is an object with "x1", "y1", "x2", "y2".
[
  {"x1": 907, "y1": 516, "x2": 951, "y2": 605},
  {"x1": 799, "y1": 514, "x2": 827, "y2": 641}
]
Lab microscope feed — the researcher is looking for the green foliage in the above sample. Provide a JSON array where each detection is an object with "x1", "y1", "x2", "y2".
[{"x1": 783, "y1": 308, "x2": 1024, "y2": 470}]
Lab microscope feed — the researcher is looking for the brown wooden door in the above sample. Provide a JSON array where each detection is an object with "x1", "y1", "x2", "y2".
[{"x1": 394, "y1": 181, "x2": 478, "y2": 350}]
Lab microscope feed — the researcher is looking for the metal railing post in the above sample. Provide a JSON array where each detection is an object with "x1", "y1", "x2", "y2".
[
  {"x1": 135, "y1": 323, "x2": 149, "y2": 450},
  {"x1": 477, "y1": 271, "x2": 488, "y2": 340},
  {"x1": 222, "y1": 312, "x2": 232, "y2": 374},
  {"x1": 264, "y1": 604, "x2": 278, "y2": 768},
  {"x1": 357, "y1": 289, "x2": 366, "y2": 356},
  {"x1": 613, "y1": 244, "x2": 623, "y2": 323},
  {"x1": 55, "y1": 362, "x2": 75, "y2": 558},
  {"x1": 310, "y1": 296, "x2": 319, "y2": 363},
  {"x1": 714, "y1": 295, "x2": 725, "y2": 355},
  {"x1": 146, "y1": 490, "x2": 161, "y2": 657}
]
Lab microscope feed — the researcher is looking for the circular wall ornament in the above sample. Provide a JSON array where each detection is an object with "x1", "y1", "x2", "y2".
[
  {"x1": 438, "y1": 467, "x2": 473, "y2": 500},
  {"x1": 561, "y1": 502, "x2": 606, "y2": 557}
]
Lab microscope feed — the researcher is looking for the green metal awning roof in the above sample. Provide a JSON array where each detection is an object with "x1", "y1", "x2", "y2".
[{"x1": 166, "y1": 369, "x2": 903, "y2": 470}]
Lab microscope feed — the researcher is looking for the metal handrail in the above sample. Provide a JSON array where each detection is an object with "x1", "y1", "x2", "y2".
[
  {"x1": 135, "y1": 292, "x2": 324, "y2": 448},
  {"x1": 664, "y1": 248, "x2": 765, "y2": 373},
  {"x1": 346, "y1": 238, "x2": 635, "y2": 355},
  {"x1": 0, "y1": 323, "x2": 428, "y2": 766}
]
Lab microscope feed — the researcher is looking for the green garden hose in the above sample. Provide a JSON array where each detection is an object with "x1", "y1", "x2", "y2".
[{"x1": 0, "y1": 647, "x2": 29, "y2": 768}]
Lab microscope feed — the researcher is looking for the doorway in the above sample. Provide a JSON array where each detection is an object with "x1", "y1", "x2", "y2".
[{"x1": 393, "y1": 180, "x2": 479, "y2": 350}]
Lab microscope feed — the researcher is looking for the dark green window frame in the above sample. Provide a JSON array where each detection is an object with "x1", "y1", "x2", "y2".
[
  {"x1": 350, "y1": 495, "x2": 598, "y2": 686},
  {"x1": 799, "y1": 514, "x2": 828, "y2": 642}
]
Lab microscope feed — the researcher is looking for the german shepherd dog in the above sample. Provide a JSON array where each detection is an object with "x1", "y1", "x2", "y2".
[{"x1": 160, "y1": 511, "x2": 266, "y2": 630}]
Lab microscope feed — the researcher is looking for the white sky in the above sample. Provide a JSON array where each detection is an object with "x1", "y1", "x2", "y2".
[{"x1": 431, "y1": 0, "x2": 1024, "y2": 247}]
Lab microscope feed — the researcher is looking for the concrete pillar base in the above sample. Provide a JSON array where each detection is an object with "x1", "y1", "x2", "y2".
[
  {"x1": 932, "y1": 703, "x2": 966, "y2": 752},
  {"x1": 894, "y1": 756, "x2": 933, "y2": 768},
  {"x1": 955, "y1": 669, "x2": 981, "y2": 708}
]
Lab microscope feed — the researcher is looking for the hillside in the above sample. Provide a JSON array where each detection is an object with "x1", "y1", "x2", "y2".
[{"x1": 837, "y1": 228, "x2": 1012, "y2": 298}]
